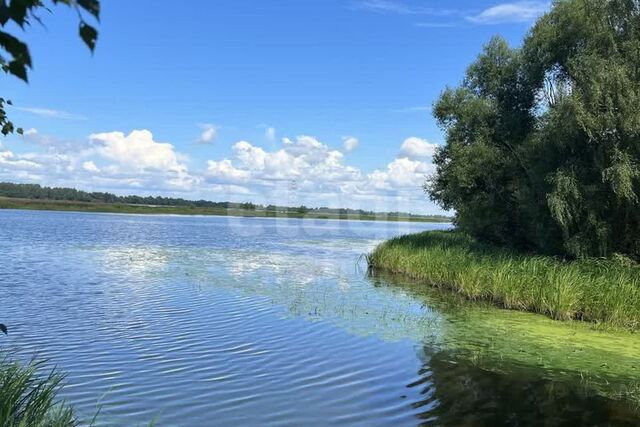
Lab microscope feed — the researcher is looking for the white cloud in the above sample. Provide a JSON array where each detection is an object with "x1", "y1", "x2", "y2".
[
  {"x1": 392, "y1": 105, "x2": 431, "y2": 113},
  {"x1": 206, "y1": 159, "x2": 250, "y2": 183},
  {"x1": 89, "y1": 129, "x2": 196, "y2": 190},
  {"x1": 13, "y1": 107, "x2": 86, "y2": 120},
  {"x1": 0, "y1": 149, "x2": 42, "y2": 170},
  {"x1": 197, "y1": 124, "x2": 218, "y2": 144},
  {"x1": 367, "y1": 157, "x2": 434, "y2": 191},
  {"x1": 91, "y1": 130, "x2": 186, "y2": 174},
  {"x1": 223, "y1": 136, "x2": 358, "y2": 183},
  {"x1": 342, "y1": 136, "x2": 360, "y2": 152},
  {"x1": 265, "y1": 127, "x2": 276, "y2": 141},
  {"x1": 0, "y1": 129, "x2": 445, "y2": 214},
  {"x1": 400, "y1": 137, "x2": 438, "y2": 159},
  {"x1": 21, "y1": 128, "x2": 55, "y2": 146},
  {"x1": 82, "y1": 161, "x2": 100, "y2": 173},
  {"x1": 355, "y1": 0, "x2": 547, "y2": 26},
  {"x1": 202, "y1": 135, "x2": 441, "y2": 212},
  {"x1": 467, "y1": 1, "x2": 549, "y2": 24},
  {"x1": 414, "y1": 22, "x2": 457, "y2": 28},
  {"x1": 353, "y1": 0, "x2": 459, "y2": 16}
]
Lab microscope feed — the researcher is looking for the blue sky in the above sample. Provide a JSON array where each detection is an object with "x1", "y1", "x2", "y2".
[{"x1": 0, "y1": 0, "x2": 548, "y2": 214}]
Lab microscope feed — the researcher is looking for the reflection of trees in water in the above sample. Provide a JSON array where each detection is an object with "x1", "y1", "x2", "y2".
[
  {"x1": 367, "y1": 271, "x2": 640, "y2": 425},
  {"x1": 409, "y1": 346, "x2": 638, "y2": 426}
]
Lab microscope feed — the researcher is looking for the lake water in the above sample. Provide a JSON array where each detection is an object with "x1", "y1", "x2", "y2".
[{"x1": 1, "y1": 210, "x2": 639, "y2": 426}]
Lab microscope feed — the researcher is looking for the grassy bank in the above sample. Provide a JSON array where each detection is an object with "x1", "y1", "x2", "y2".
[
  {"x1": 0, "y1": 357, "x2": 80, "y2": 426},
  {"x1": 0, "y1": 197, "x2": 450, "y2": 223},
  {"x1": 368, "y1": 230, "x2": 640, "y2": 330}
]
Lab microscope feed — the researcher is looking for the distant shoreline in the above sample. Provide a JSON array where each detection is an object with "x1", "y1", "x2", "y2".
[{"x1": 0, "y1": 197, "x2": 452, "y2": 223}]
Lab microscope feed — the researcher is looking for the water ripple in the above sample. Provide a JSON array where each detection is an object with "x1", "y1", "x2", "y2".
[{"x1": 1, "y1": 210, "x2": 637, "y2": 426}]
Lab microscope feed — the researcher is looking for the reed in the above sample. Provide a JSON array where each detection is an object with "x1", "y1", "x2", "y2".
[
  {"x1": 368, "y1": 230, "x2": 640, "y2": 329},
  {"x1": 0, "y1": 357, "x2": 80, "y2": 427}
]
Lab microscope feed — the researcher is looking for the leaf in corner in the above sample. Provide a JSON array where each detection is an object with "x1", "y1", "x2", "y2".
[
  {"x1": 7, "y1": 60, "x2": 28, "y2": 82},
  {"x1": 79, "y1": 23, "x2": 98, "y2": 52},
  {"x1": 0, "y1": 323, "x2": 7, "y2": 335},
  {"x1": 77, "y1": 0, "x2": 100, "y2": 20}
]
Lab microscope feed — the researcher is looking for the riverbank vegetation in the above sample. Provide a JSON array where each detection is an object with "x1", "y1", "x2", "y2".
[
  {"x1": 0, "y1": 182, "x2": 450, "y2": 223},
  {"x1": 0, "y1": 357, "x2": 81, "y2": 427},
  {"x1": 368, "y1": 231, "x2": 640, "y2": 330},
  {"x1": 371, "y1": 0, "x2": 640, "y2": 328},
  {"x1": 427, "y1": 0, "x2": 640, "y2": 260}
]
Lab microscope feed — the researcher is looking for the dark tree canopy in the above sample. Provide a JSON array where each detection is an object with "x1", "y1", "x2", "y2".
[
  {"x1": 0, "y1": 0, "x2": 99, "y2": 135},
  {"x1": 427, "y1": 0, "x2": 640, "y2": 259}
]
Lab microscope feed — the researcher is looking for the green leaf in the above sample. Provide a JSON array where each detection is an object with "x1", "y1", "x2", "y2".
[
  {"x1": 2, "y1": 122, "x2": 14, "y2": 135},
  {"x1": 79, "y1": 22, "x2": 97, "y2": 52},
  {"x1": 0, "y1": 4, "x2": 10, "y2": 26},
  {"x1": 17, "y1": 127, "x2": 23, "y2": 135},
  {"x1": 0, "y1": 31, "x2": 32, "y2": 67},
  {"x1": 0, "y1": 323, "x2": 7, "y2": 335},
  {"x1": 8, "y1": 0, "x2": 29, "y2": 27},
  {"x1": 77, "y1": 0, "x2": 100, "y2": 20},
  {"x1": 8, "y1": 60, "x2": 28, "y2": 81}
]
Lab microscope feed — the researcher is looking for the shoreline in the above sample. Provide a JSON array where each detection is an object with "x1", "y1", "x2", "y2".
[
  {"x1": 367, "y1": 230, "x2": 640, "y2": 330},
  {"x1": 0, "y1": 197, "x2": 451, "y2": 224}
]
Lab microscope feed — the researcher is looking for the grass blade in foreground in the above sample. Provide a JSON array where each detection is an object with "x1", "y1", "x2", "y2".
[{"x1": 0, "y1": 357, "x2": 76, "y2": 427}]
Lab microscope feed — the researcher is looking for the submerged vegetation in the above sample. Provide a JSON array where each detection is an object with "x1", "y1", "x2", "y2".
[{"x1": 368, "y1": 231, "x2": 640, "y2": 329}]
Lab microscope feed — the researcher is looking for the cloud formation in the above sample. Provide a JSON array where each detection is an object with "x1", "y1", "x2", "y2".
[
  {"x1": 265, "y1": 127, "x2": 276, "y2": 141},
  {"x1": 467, "y1": 1, "x2": 549, "y2": 24},
  {"x1": 13, "y1": 107, "x2": 86, "y2": 120},
  {"x1": 353, "y1": 0, "x2": 459, "y2": 16},
  {"x1": 82, "y1": 161, "x2": 100, "y2": 173},
  {"x1": 0, "y1": 129, "x2": 443, "y2": 213},
  {"x1": 202, "y1": 135, "x2": 437, "y2": 211},
  {"x1": 368, "y1": 157, "x2": 434, "y2": 191},
  {"x1": 392, "y1": 105, "x2": 431, "y2": 113},
  {"x1": 355, "y1": 0, "x2": 548, "y2": 25},
  {"x1": 197, "y1": 124, "x2": 218, "y2": 144},
  {"x1": 91, "y1": 130, "x2": 186, "y2": 173},
  {"x1": 400, "y1": 137, "x2": 438, "y2": 159},
  {"x1": 342, "y1": 136, "x2": 360, "y2": 152}
]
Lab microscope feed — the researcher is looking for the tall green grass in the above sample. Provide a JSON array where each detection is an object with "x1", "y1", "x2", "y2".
[
  {"x1": 368, "y1": 231, "x2": 640, "y2": 329},
  {"x1": 0, "y1": 357, "x2": 82, "y2": 427}
]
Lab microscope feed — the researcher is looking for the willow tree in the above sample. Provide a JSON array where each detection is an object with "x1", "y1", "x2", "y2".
[{"x1": 428, "y1": 0, "x2": 640, "y2": 259}]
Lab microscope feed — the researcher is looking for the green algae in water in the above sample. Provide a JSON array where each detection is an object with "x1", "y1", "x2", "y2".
[
  {"x1": 86, "y1": 244, "x2": 640, "y2": 412},
  {"x1": 374, "y1": 272, "x2": 640, "y2": 408}
]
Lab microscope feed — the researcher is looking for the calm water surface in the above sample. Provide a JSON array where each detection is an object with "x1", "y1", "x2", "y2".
[{"x1": 1, "y1": 210, "x2": 639, "y2": 426}]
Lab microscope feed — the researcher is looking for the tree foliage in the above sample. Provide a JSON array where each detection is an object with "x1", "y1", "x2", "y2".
[
  {"x1": 0, "y1": 0, "x2": 99, "y2": 135},
  {"x1": 428, "y1": 0, "x2": 640, "y2": 259}
]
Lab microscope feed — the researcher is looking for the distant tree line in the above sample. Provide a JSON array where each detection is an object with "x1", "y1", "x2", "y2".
[
  {"x1": 0, "y1": 182, "x2": 233, "y2": 208},
  {"x1": 427, "y1": 0, "x2": 640, "y2": 259},
  {"x1": 0, "y1": 182, "x2": 448, "y2": 219}
]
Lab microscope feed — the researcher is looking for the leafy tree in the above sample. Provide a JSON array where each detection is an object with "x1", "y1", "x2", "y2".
[
  {"x1": 428, "y1": 0, "x2": 640, "y2": 259},
  {"x1": 1, "y1": 0, "x2": 100, "y2": 135}
]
